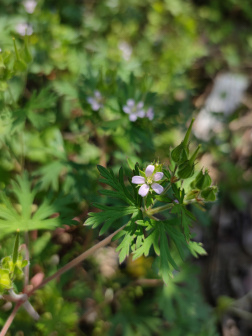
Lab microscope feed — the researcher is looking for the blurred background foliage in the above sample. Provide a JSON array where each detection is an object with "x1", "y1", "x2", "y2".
[{"x1": 0, "y1": 0, "x2": 252, "y2": 335}]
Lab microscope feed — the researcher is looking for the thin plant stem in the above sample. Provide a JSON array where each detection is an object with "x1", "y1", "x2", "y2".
[
  {"x1": 0, "y1": 303, "x2": 22, "y2": 336},
  {"x1": 146, "y1": 203, "x2": 173, "y2": 216},
  {"x1": 0, "y1": 225, "x2": 126, "y2": 335},
  {"x1": 29, "y1": 224, "x2": 126, "y2": 294}
]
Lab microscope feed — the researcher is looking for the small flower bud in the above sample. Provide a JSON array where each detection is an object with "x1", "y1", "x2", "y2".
[
  {"x1": 200, "y1": 186, "x2": 218, "y2": 202},
  {"x1": 171, "y1": 119, "x2": 195, "y2": 164},
  {"x1": 0, "y1": 269, "x2": 12, "y2": 291},
  {"x1": 177, "y1": 160, "x2": 194, "y2": 179},
  {"x1": 185, "y1": 189, "x2": 200, "y2": 200},
  {"x1": 171, "y1": 142, "x2": 189, "y2": 163},
  {"x1": 177, "y1": 145, "x2": 200, "y2": 179},
  {"x1": 194, "y1": 169, "x2": 212, "y2": 190}
]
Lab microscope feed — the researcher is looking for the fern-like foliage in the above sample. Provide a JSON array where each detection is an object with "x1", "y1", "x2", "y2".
[
  {"x1": 0, "y1": 172, "x2": 74, "y2": 236},
  {"x1": 85, "y1": 164, "x2": 208, "y2": 284}
]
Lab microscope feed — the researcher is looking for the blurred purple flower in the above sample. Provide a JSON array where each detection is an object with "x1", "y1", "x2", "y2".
[
  {"x1": 123, "y1": 99, "x2": 145, "y2": 122},
  {"x1": 87, "y1": 91, "x2": 104, "y2": 111}
]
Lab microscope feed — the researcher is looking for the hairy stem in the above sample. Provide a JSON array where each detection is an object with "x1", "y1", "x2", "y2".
[
  {"x1": 29, "y1": 225, "x2": 126, "y2": 294},
  {"x1": 0, "y1": 303, "x2": 22, "y2": 336}
]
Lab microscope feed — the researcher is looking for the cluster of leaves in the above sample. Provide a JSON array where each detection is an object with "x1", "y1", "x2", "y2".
[
  {"x1": 0, "y1": 0, "x2": 251, "y2": 334},
  {"x1": 85, "y1": 120, "x2": 217, "y2": 284},
  {"x1": 0, "y1": 172, "x2": 74, "y2": 237}
]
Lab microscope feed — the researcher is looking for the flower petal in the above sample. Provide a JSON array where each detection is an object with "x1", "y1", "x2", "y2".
[
  {"x1": 139, "y1": 184, "x2": 150, "y2": 197},
  {"x1": 127, "y1": 99, "x2": 135, "y2": 107},
  {"x1": 153, "y1": 172, "x2": 164, "y2": 181},
  {"x1": 129, "y1": 113, "x2": 138, "y2": 121},
  {"x1": 123, "y1": 106, "x2": 131, "y2": 114},
  {"x1": 94, "y1": 90, "x2": 101, "y2": 98},
  {"x1": 151, "y1": 183, "x2": 164, "y2": 194},
  {"x1": 92, "y1": 102, "x2": 101, "y2": 111},
  {"x1": 87, "y1": 97, "x2": 94, "y2": 104},
  {"x1": 137, "y1": 101, "x2": 144, "y2": 109},
  {"x1": 145, "y1": 165, "x2": 155, "y2": 177},
  {"x1": 132, "y1": 176, "x2": 145, "y2": 184},
  {"x1": 137, "y1": 110, "x2": 145, "y2": 118},
  {"x1": 146, "y1": 108, "x2": 154, "y2": 120}
]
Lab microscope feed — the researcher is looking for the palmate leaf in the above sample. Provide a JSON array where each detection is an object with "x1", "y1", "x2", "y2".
[
  {"x1": 0, "y1": 172, "x2": 74, "y2": 236},
  {"x1": 85, "y1": 203, "x2": 139, "y2": 236},
  {"x1": 85, "y1": 166, "x2": 140, "y2": 237},
  {"x1": 85, "y1": 165, "x2": 144, "y2": 261},
  {"x1": 133, "y1": 219, "x2": 189, "y2": 284},
  {"x1": 97, "y1": 165, "x2": 135, "y2": 205},
  {"x1": 114, "y1": 210, "x2": 143, "y2": 263},
  {"x1": 33, "y1": 161, "x2": 66, "y2": 191},
  {"x1": 171, "y1": 203, "x2": 195, "y2": 241}
]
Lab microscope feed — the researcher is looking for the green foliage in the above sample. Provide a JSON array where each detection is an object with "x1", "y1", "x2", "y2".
[
  {"x1": 0, "y1": 172, "x2": 74, "y2": 235},
  {"x1": 84, "y1": 125, "x2": 211, "y2": 284},
  {"x1": 35, "y1": 283, "x2": 79, "y2": 336},
  {"x1": 0, "y1": 231, "x2": 28, "y2": 295},
  {"x1": 1, "y1": 0, "x2": 249, "y2": 333}
]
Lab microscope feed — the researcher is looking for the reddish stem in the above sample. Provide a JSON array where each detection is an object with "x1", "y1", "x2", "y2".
[
  {"x1": 0, "y1": 303, "x2": 22, "y2": 336},
  {"x1": 0, "y1": 225, "x2": 126, "y2": 335}
]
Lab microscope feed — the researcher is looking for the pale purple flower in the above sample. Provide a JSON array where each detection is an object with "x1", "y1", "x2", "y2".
[
  {"x1": 132, "y1": 164, "x2": 164, "y2": 197},
  {"x1": 146, "y1": 107, "x2": 154, "y2": 120},
  {"x1": 16, "y1": 22, "x2": 33, "y2": 36},
  {"x1": 123, "y1": 99, "x2": 145, "y2": 122},
  {"x1": 87, "y1": 90, "x2": 103, "y2": 111},
  {"x1": 23, "y1": 0, "x2": 37, "y2": 13}
]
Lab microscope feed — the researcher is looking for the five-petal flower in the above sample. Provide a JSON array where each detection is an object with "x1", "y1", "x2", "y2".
[
  {"x1": 132, "y1": 164, "x2": 164, "y2": 197},
  {"x1": 123, "y1": 99, "x2": 145, "y2": 121},
  {"x1": 87, "y1": 91, "x2": 104, "y2": 111}
]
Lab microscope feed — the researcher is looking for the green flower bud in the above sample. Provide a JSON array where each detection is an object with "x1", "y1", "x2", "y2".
[
  {"x1": 171, "y1": 119, "x2": 195, "y2": 163},
  {"x1": 185, "y1": 189, "x2": 200, "y2": 200},
  {"x1": 177, "y1": 160, "x2": 194, "y2": 179},
  {"x1": 177, "y1": 145, "x2": 201, "y2": 179},
  {"x1": 201, "y1": 186, "x2": 218, "y2": 202},
  {"x1": 190, "y1": 180, "x2": 196, "y2": 189},
  {"x1": 194, "y1": 169, "x2": 212, "y2": 190},
  {"x1": 0, "y1": 269, "x2": 12, "y2": 291},
  {"x1": 183, "y1": 118, "x2": 195, "y2": 147},
  {"x1": 171, "y1": 142, "x2": 189, "y2": 163},
  {"x1": 1, "y1": 256, "x2": 13, "y2": 272}
]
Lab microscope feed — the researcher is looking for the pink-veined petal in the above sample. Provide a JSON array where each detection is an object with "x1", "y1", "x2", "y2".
[
  {"x1": 153, "y1": 172, "x2": 164, "y2": 181},
  {"x1": 127, "y1": 99, "x2": 135, "y2": 107},
  {"x1": 145, "y1": 164, "x2": 155, "y2": 177},
  {"x1": 139, "y1": 184, "x2": 150, "y2": 197},
  {"x1": 132, "y1": 176, "x2": 145, "y2": 184},
  {"x1": 151, "y1": 183, "x2": 164, "y2": 194},
  {"x1": 129, "y1": 113, "x2": 138, "y2": 121},
  {"x1": 123, "y1": 106, "x2": 131, "y2": 114}
]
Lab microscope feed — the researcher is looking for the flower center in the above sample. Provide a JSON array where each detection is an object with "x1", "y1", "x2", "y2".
[
  {"x1": 146, "y1": 177, "x2": 153, "y2": 185},
  {"x1": 131, "y1": 108, "x2": 136, "y2": 114}
]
